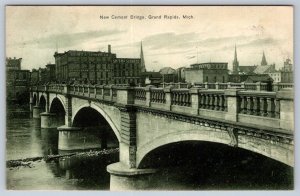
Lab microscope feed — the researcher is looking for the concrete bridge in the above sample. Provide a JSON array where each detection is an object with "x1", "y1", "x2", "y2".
[{"x1": 30, "y1": 84, "x2": 294, "y2": 190}]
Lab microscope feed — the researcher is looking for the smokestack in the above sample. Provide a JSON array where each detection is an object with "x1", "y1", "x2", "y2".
[{"x1": 108, "y1": 45, "x2": 111, "y2": 53}]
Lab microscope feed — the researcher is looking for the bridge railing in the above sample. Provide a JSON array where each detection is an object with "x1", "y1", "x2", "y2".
[
  {"x1": 238, "y1": 91, "x2": 278, "y2": 118},
  {"x1": 150, "y1": 88, "x2": 166, "y2": 104},
  {"x1": 198, "y1": 90, "x2": 227, "y2": 111},
  {"x1": 273, "y1": 83, "x2": 294, "y2": 91},
  {"x1": 33, "y1": 84, "x2": 294, "y2": 132},
  {"x1": 192, "y1": 82, "x2": 293, "y2": 92},
  {"x1": 171, "y1": 89, "x2": 191, "y2": 107},
  {"x1": 159, "y1": 82, "x2": 190, "y2": 89},
  {"x1": 134, "y1": 87, "x2": 146, "y2": 101}
]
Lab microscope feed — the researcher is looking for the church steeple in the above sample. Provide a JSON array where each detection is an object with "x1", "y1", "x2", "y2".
[
  {"x1": 261, "y1": 51, "x2": 268, "y2": 66},
  {"x1": 140, "y1": 41, "x2": 146, "y2": 72},
  {"x1": 232, "y1": 44, "x2": 239, "y2": 74}
]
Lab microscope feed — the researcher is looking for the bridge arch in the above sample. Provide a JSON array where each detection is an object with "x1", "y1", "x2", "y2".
[
  {"x1": 49, "y1": 95, "x2": 67, "y2": 115},
  {"x1": 136, "y1": 129, "x2": 292, "y2": 168},
  {"x1": 39, "y1": 94, "x2": 47, "y2": 112},
  {"x1": 32, "y1": 94, "x2": 37, "y2": 106},
  {"x1": 136, "y1": 130, "x2": 231, "y2": 168},
  {"x1": 72, "y1": 103, "x2": 121, "y2": 142}
]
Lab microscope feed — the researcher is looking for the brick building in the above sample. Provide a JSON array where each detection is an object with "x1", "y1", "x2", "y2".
[
  {"x1": 6, "y1": 57, "x2": 22, "y2": 70},
  {"x1": 46, "y1": 63, "x2": 56, "y2": 82},
  {"x1": 6, "y1": 57, "x2": 30, "y2": 103},
  {"x1": 54, "y1": 45, "x2": 143, "y2": 85}
]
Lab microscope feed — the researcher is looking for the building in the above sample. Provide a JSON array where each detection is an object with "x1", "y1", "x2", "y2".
[
  {"x1": 261, "y1": 51, "x2": 268, "y2": 66},
  {"x1": 244, "y1": 74, "x2": 273, "y2": 83},
  {"x1": 113, "y1": 58, "x2": 141, "y2": 85},
  {"x1": 268, "y1": 59, "x2": 294, "y2": 83},
  {"x1": 184, "y1": 62, "x2": 228, "y2": 84},
  {"x1": 253, "y1": 52, "x2": 276, "y2": 74},
  {"x1": 230, "y1": 46, "x2": 256, "y2": 75},
  {"x1": 280, "y1": 58, "x2": 293, "y2": 83},
  {"x1": 159, "y1": 67, "x2": 177, "y2": 83},
  {"x1": 140, "y1": 42, "x2": 146, "y2": 72},
  {"x1": 30, "y1": 69, "x2": 39, "y2": 85},
  {"x1": 268, "y1": 71, "x2": 282, "y2": 83},
  {"x1": 140, "y1": 72, "x2": 162, "y2": 86},
  {"x1": 6, "y1": 57, "x2": 30, "y2": 103},
  {"x1": 283, "y1": 58, "x2": 293, "y2": 72},
  {"x1": 176, "y1": 67, "x2": 186, "y2": 82},
  {"x1": 54, "y1": 44, "x2": 143, "y2": 85},
  {"x1": 238, "y1": 66, "x2": 257, "y2": 74},
  {"x1": 6, "y1": 57, "x2": 22, "y2": 70},
  {"x1": 232, "y1": 45, "x2": 239, "y2": 74},
  {"x1": 46, "y1": 63, "x2": 56, "y2": 82}
]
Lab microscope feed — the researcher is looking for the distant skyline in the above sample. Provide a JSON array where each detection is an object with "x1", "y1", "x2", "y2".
[{"x1": 6, "y1": 6, "x2": 293, "y2": 71}]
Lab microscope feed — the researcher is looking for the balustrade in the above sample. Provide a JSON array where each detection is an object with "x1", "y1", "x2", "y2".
[
  {"x1": 83, "y1": 85, "x2": 89, "y2": 94},
  {"x1": 208, "y1": 83, "x2": 216, "y2": 89},
  {"x1": 199, "y1": 91, "x2": 226, "y2": 111},
  {"x1": 238, "y1": 92, "x2": 277, "y2": 118},
  {"x1": 171, "y1": 89, "x2": 191, "y2": 107},
  {"x1": 135, "y1": 88, "x2": 146, "y2": 101},
  {"x1": 112, "y1": 87, "x2": 117, "y2": 97},
  {"x1": 150, "y1": 88, "x2": 165, "y2": 103},
  {"x1": 245, "y1": 83, "x2": 256, "y2": 91},
  {"x1": 103, "y1": 87, "x2": 111, "y2": 96},
  {"x1": 34, "y1": 84, "x2": 289, "y2": 123},
  {"x1": 218, "y1": 83, "x2": 228, "y2": 90},
  {"x1": 277, "y1": 83, "x2": 293, "y2": 91},
  {"x1": 95, "y1": 85, "x2": 103, "y2": 95}
]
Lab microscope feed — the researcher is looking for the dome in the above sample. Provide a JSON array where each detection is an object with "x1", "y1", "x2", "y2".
[{"x1": 159, "y1": 67, "x2": 176, "y2": 75}]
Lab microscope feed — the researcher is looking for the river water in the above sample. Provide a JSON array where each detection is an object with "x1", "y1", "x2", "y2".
[
  {"x1": 6, "y1": 106, "x2": 293, "y2": 190},
  {"x1": 6, "y1": 106, "x2": 118, "y2": 190}
]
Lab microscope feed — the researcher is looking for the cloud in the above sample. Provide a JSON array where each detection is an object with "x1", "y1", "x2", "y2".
[
  {"x1": 15, "y1": 29, "x2": 126, "y2": 49},
  {"x1": 240, "y1": 37, "x2": 281, "y2": 48},
  {"x1": 142, "y1": 32, "x2": 199, "y2": 50}
]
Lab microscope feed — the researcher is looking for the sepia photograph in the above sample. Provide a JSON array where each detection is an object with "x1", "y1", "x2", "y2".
[{"x1": 5, "y1": 5, "x2": 294, "y2": 190}]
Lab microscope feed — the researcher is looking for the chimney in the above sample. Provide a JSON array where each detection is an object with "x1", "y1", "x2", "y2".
[{"x1": 108, "y1": 44, "x2": 111, "y2": 53}]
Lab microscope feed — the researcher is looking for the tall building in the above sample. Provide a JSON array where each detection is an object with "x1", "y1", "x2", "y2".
[
  {"x1": 6, "y1": 57, "x2": 30, "y2": 103},
  {"x1": 112, "y1": 58, "x2": 141, "y2": 85},
  {"x1": 283, "y1": 58, "x2": 293, "y2": 72},
  {"x1": 6, "y1": 57, "x2": 22, "y2": 70},
  {"x1": 54, "y1": 44, "x2": 143, "y2": 85},
  {"x1": 261, "y1": 51, "x2": 268, "y2": 66},
  {"x1": 232, "y1": 45, "x2": 239, "y2": 74},
  {"x1": 45, "y1": 63, "x2": 56, "y2": 82}
]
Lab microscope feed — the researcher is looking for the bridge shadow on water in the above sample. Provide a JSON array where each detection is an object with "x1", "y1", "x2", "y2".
[{"x1": 139, "y1": 141, "x2": 293, "y2": 190}]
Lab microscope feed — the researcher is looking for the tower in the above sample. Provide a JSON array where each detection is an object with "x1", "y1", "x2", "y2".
[
  {"x1": 140, "y1": 41, "x2": 146, "y2": 72},
  {"x1": 232, "y1": 45, "x2": 239, "y2": 74},
  {"x1": 261, "y1": 51, "x2": 268, "y2": 66}
]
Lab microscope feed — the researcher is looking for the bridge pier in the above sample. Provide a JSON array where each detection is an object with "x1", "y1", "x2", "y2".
[
  {"x1": 107, "y1": 162, "x2": 156, "y2": 190},
  {"x1": 57, "y1": 125, "x2": 107, "y2": 151},
  {"x1": 32, "y1": 106, "x2": 42, "y2": 119},
  {"x1": 40, "y1": 112, "x2": 60, "y2": 129}
]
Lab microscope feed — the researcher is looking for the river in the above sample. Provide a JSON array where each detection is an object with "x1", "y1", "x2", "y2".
[{"x1": 6, "y1": 106, "x2": 293, "y2": 190}]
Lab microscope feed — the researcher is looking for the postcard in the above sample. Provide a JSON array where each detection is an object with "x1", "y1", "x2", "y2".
[{"x1": 6, "y1": 6, "x2": 294, "y2": 190}]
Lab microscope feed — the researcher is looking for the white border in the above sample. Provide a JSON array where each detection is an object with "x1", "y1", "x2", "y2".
[{"x1": 1, "y1": 1, "x2": 298, "y2": 196}]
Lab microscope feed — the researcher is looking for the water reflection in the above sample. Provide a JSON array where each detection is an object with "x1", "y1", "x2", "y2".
[{"x1": 40, "y1": 128, "x2": 59, "y2": 156}]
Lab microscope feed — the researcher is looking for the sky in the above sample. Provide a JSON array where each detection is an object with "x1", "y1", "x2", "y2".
[{"x1": 6, "y1": 6, "x2": 293, "y2": 71}]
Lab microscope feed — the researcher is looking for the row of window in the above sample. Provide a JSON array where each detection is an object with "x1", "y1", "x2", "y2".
[{"x1": 57, "y1": 63, "x2": 140, "y2": 70}]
